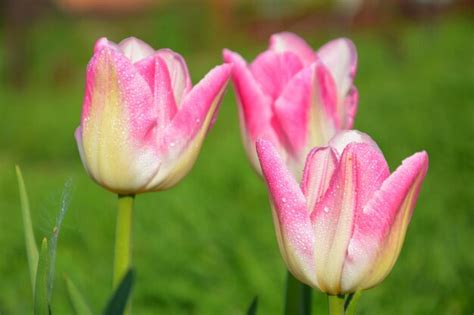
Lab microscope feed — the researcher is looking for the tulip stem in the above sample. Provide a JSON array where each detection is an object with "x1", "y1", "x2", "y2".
[
  {"x1": 284, "y1": 272, "x2": 312, "y2": 315},
  {"x1": 113, "y1": 194, "x2": 135, "y2": 310},
  {"x1": 328, "y1": 294, "x2": 345, "y2": 315}
]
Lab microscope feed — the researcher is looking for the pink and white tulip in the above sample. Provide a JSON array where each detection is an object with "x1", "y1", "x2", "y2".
[
  {"x1": 256, "y1": 130, "x2": 428, "y2": 294},
  {"x1": 224, "y1": 32, "x2": 358, "y2": 177},
  {"x1": 75, "y1": 37, "x2": 232, "y2": 194}
]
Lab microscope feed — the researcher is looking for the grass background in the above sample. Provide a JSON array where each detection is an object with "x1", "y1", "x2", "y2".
[{"x1": 0, "y1": 4, "x2": 473, "y2": 314}]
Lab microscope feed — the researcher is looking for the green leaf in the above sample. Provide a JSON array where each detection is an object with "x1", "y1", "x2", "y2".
[
  {"x1": 246, "y1": 296, "x2": 258, "y2": 315},
  {"x1": 16, "y1": 165, "x2": 39, "y2": 293},
  {"x1": 65, "y1": 275, "x2": 94, "y2": 315},
  {"x1": 103, "y1": 269, "x2": 134, "y2": 315},
  {"x1": 345, "y1": 291, "x2": 362, "y2": 315},
  {"x1": 284, "y1": 272, "x2": 312, "y2": 315},
  {"x1": 34, "y1": 238, "x2": 51, "y2": 315}
]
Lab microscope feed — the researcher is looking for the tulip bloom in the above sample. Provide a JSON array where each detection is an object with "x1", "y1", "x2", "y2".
[
  {"x1": 256, "y1": 130, "x2": 428, "y2": 295},
  {"x1": 75, "y1": 37, "x2": 231, "y2": 194},
  {"x1": 224, "y1": 33, "x2": 358, "y2": 177}
]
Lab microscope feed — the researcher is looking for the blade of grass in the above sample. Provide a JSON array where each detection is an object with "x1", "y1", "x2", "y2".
[
  {"x1": 34, "y1": 238, "x2": 51, "y2": 315},
  {"x1": 103, "y1": 269, "x2": 135, "y2": 315},
  {"x1": 246, "y1": 296, "x2": 258, "y2": 315},
  {"x1": 15, "y1": 165, "x2": 39, "y2": 293},
  {"x1": 65, "y1": 275, "x2": 94, "y2": 315}
]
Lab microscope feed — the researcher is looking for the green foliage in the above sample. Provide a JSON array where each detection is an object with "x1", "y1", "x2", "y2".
[
  {"x1": 246, "y1": 296, "x2": 258, "y2": 315},
  {"x1": 65, "y1": 275, "x2": 94, "y2": 315},
  {"x1": 15, "y1": 165, "x2": 39, "y2": 292},
  {"x1": 34, "y1": 238, "x2": 51, "y2": 315},
  {"x1": 0, "y1": 9, "x2": 473, "y2": 315},
  {"x1": 103, "y1": 270, "x2": 134, "y2": 315}
]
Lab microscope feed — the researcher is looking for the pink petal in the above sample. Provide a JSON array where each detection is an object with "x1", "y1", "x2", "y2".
[
  {"x1": 256, "y1": 139, "x2": 316, "y2": 286},
  {"x1": 311, "y1": 142, "x2": 389, "y2": 294},
  {"x1": 301, "y1": 147, "x2": 338, "y2": 213},
  {"x1": 79, "y1": 43, "x2": 160, "y2": 193},
  {"x1": 317, "y1": 38, "x2": 357, "y2": 98},
  {"x1": 135, "y1": 54, "x2": 178, "y2": 134},
  {"x1": 250, "y1": 50, "x2": 303, "y2": 100},
  {"x1": 269, "y1": 32, "x2": 317, "y2": 66},
  {"x1": 342, "y1": 151, "x2": 429, "y2": 292},
  {"x1": 156, "y1": 49, "x2": 193, "y2": 107},
  {"x1": 223, "y1": 49, "x2": 279, "y2": 170},
  {"x1": 146, "y1": 63, "x2": 231, "y2": 190},
  {"x1": 82, "y1": 43, "x2": 156, "y2": 146},
  {"x1": 118, "y1": 37, "x2": 155, "y2": 63},
  {"x1": 273, "y1": 61, "x2": 339, "y2": 161},
  {"x1": 343, "y1": 86, "x2": 359, "y2": 129}
]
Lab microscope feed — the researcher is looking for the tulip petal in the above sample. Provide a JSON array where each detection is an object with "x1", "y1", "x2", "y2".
[
  {"x1": 311, "y1": 143, "x2": 389, "y2": 294},
  {"x1": 256, "y1": 139, "x2": 316, "y2": 286},
  {"x1": 328, "y1": 130, "x2": 381, "y2": 157},
  {"x1": 269, "y1": 32, "x2": 316, "y2": 65},
  {"x1": 301, "y1": 147, "x2": 338, "y2": 213},
  {"x1": 341, "y1": 151, "x2": 428, "y2": 292},
  {"x1": 273, "y1": 61, "x2": 338, "y2": 162},
  {"x1": 118, "y1": 37, "x2": 155, "y2": 63},
  {"x1": 317, "y1": 38, "x2": 357, "y2": 98},
  {"x1": 135, "y1": 54, "x2": 178, "y2": 133},
  {"x1": 250, "y1": 50, "x2": 303, "y2": 100},
  {"x1": 80, "y1": 43, "x2": 160, "y2": 193},
  {"x1": 343, "y1": 86, "x2": 359, "y2": 129},
  {"x1": 223, "y1": 49, "x2": 279, "y2": 171},
  {"x1": 156, "y1": 49, "x2": 193, "y2": 106},
  {"x1": 145, "y1": 63, "x2": 232, "y2": 190}
]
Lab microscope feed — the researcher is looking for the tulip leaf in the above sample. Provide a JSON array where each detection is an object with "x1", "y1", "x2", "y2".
[
  {"x1": 34, "y1": 238, "x2": 51, "y2": 315},
  {"x1": 16, "y1": 165, "x2": 39, "y2": 293},
  {"x1": 284, "y1": 272, "x2": 312, "y2": 315},
  {"x1": 246, "y1": 296, "x2": 258, "y2": 315},
  {"x1": 103, "y1": 269, "x2": 134, "y2": 315},
  {"x1": 65, "y1": 275, "x2": 94, "y2": 315},
  {"x1": 344, "y1": 291, "x2": 362, "y2": 315}
]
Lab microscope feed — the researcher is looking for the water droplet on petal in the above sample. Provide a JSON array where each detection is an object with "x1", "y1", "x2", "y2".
[
  {"x1": 324, "y1": 206, "x2": 329, "y2": 213},
  {"x1": 281, "y1": 197, "x2": 287, "y2": 203}
]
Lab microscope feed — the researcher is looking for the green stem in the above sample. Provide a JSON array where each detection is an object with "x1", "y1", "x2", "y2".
[
  {"x1": 113, "y1": 195, "x2": 134, "y2": 289},
  {"x1": 345, "y1": 291, "x2": 361, "y2": 315},
  {"x1": 328, "y1": 294, "x2": 345, "y2": 315},
  {"x1": 284, "y1": 272, "x2": 312, "y2": 315}
]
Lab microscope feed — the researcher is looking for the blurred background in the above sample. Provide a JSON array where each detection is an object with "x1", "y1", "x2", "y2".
[{"x1": 0, "y1": 0, "x2": 473, "y2": 314}]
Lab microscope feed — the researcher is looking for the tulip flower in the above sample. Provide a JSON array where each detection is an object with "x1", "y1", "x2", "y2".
[
  {"x1": 256, "y1": 130, "x2": 429, "y2": 297},
  {"x1": 224, "y1": 32, "x2": 358, "y2": 177},
  {"x1": 75, "y1": 37, "x2": 232, "y2": 195}
]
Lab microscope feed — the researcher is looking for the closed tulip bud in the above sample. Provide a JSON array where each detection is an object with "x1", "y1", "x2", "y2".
[
  {"x1": 256, "y1": 130, "x2": 428, "y2": 295},
  {"x1": 224, "y1": 33, "x2": 358, "y2": 178},
  {"x1": 76, "y1": 37, "x2": 231, "y2": 194}
]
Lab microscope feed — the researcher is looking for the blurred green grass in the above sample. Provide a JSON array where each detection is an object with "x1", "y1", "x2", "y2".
[{"x1": 0, "y1": 8, "x2": 473, "y2": 315}]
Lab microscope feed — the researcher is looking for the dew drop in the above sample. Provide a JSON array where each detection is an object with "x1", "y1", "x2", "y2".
[
  {"x1": 323, "y1": 206, "x2": 329, "y2": 213},
  {"x1": 281, "y1": 197, "x2": 287, "y2": 203},
  {"x1": 169, "y1": 141, "x2": 176, "y2": 148}
]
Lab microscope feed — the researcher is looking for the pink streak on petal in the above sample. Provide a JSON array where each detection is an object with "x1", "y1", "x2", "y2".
[
  {"x1": 156, "y1": 49, "x2": 193, "y2": 106},
  {"x1": 269, "y1": 32, "x2": 317, "y2": 66},
  {"x1": 256, "y1": 139, "x2": 315, "y2": 284},
  {"x1": 118, "y1": 37, "x2": 155, "y2": 63},
  {"x1": 317, "y1": 38, "x2": 357, "y2": 98},
  {"x1": 342, "y1": 151, "x2": 428, "y2": 291},
  {"x1": 83, "y1": 45, "x2": 156, "y2": 146},
  {"x1": 315, "y1": 61, "x2": 339, "y2": 129},
  {"x1": 301, "y1": 147, "x2": 338, "y2": 212},
  {"x1": 328, "y1": 130, "x2": 381, "y2": 157},
  {"x1": 160, "y1": 63, "x2": 231, "y2": 153},
  {"x1": 250, "y1": 50, "x2": 303, "y2": 100},
  {"x1": 222, "y1": 49, "x2": 278, "y2": 144},
  {"x1": 135, "y1": 54, "x2": 178, "y2": 133}
]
